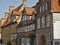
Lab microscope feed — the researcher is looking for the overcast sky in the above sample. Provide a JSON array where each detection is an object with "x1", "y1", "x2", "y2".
[{"x1": 0, "y1": 0, "x2": 38, "y2": 19}]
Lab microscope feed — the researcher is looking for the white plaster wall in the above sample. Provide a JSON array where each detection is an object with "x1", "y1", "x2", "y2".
[{"x1": 53, "y1": 13, "x2": 60, "y2": 39}]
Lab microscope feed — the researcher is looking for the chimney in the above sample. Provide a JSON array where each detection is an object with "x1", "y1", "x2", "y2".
[
  {"x1": 9, "y1": 6, "x2": 14, "y2": 13},
  {"x1": 23, "y1": 0, "x2": 27, "y2": 7},
  {"x1": 5, "y1": 12, "x2": 9, "y2": 19}
]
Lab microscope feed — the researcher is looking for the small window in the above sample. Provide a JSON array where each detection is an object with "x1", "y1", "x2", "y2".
[
  {"x1": 55, "y1": 42, "x2": 59, "y2": 45},
  {"x1": 58, "y1": 0, "x2": 60, "y2": 6}
]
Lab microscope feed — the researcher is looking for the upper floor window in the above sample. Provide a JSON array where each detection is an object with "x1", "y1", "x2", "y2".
[
  {"x1": 42, "y1": 16, "x2": 45, "y2": 28},
  {"x1": 43, "y1": 5, "x2": 44, "y2": 11},
  {"x1": 45, "y1": 3, "x2": 48, "y2": 10},
  {"x1": 40, "y1": 7, "x2": 42, "y2": 12},
  {"x1": 22, "y1": 15, "x2": 32, "y2": 21},
  {"x1": 37, "y1": 18, "x2": 40, "y2": 29},
  {"x1": 32, "y1": 14, "x2": 35, "y2": 20},
  {"x1": 12, "y1": 15, "x2": 16, "y2": 22},
  {"x1": 58, "y1": 0, "x2": 60, "y2": 6},
  {"x1": 46, "y1": 15, "x2": 51, "y2": 27},
  {"x1": 22, "y1": 15, "x2": 26, "y2": 21},
  {"x1": 23, "y1": 24, "x2": 35, "y2": 32}
]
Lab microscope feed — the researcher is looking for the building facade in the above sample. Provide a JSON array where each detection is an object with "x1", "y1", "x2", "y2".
[
  {"x1": 1, "y1": 22, "x2": 17, "y2": 45},
  {"x1": 34, "y1": 0, "x2": 60, "y2": 45}
]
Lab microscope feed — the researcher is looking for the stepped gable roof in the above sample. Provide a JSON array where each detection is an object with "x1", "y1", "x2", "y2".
[
  {"x1": 1, "y1": 13, "x2": 12, "y2": 27},
  {"x1": 13, "y1": 7, "x2": 36, "y2": 16}
]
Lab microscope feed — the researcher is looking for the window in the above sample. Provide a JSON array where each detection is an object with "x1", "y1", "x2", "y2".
[
  {"x1": 46, "y1": 15, "x2": 51, "y2": 27},
  {"x1": 47, "y1": 32, "x2": 51, "y2": 45},
  {"x1": 21, "y1": 38, "x2": 30, "y2": 45},
  {"x1": 32, "y1": 14, "x2": 35, "y2": 20},
  {"x1": 58, "y1": 0, "x2": 60, "y2": 6},
  {"x1": 43, "y1": 5, "x2": 44, "y2": 11},
  {"x1": 11, "y1": 34, "x2": 17, "y2": 40},
  {"x1": 42, "y1": 16, "x2": 45, "y2": 28},
  {"x1": 37, "y1": 18, "x2": 40, "y2": 29},
  {"x1": 22, "y1": 15, "x2": 32, "y2": 21},
  {"x1": 23, "y1": 24, "x2": 35, "y2": 32},
  {"x1": 40, "y1": 7, "x2": 42, "y2": 12},
  {"x1": 22, "y1": 15, "x2": 26, "y2": 21},
  {"x1": 36, "y1": 33, "x2": 39, "y2": 45},
  {"x1": 55, "y1": 42, "x2": 59, "y2": 45},
  {"x1": 12, "y1": 15, "x2": 16, "y2": 21},
  {"x1": 47, "y1": 32, "x2": 51, "y2": 40},
  {"x1": 45, "y1": 3, "x2": 48, "y2": 10},
  {"x1": 27, "y1": 16, "x2": 32, "y2": 20}
]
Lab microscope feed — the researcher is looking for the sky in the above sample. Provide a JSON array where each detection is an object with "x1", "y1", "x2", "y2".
[{"x1": 0, "y1": 0, "x2": 38, "y2": 19}]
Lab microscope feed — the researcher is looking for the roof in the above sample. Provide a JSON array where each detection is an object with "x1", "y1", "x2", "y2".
[
  {"x1": 51, "y1": 0, "x2": 60, "y2": 12},
  {"x1": 25, "y1": 7, "x2": 36, "y2": 15},
  {"x1": 1, "y1": 13, "x2": 12, "y2": 27},
  {"x1": 13, "y1": 7, "x2": 36, "y2": 16},
  {"x1": 13, "y1": 11, "x2": 23, "y2": 16}
]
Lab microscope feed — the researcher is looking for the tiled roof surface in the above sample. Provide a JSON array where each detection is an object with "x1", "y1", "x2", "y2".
[{"x1": 51, "y1": 0, "x2": 60, "y2": 12}]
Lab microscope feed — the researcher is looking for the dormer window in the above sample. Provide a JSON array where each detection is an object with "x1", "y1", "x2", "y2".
[
  {"x1": 32, "y1": 14, "x2": 35, "y2": 20},
  {"x1": 58, "y1": 0, "x2": 60, "y2": 6},
  {"x1": 22, "y1": 15, "x2": 26, "y2": 21},
  {"x1": 22, "y1": 15, "x2": 32, "y2": 21},
  {"x1": 12, "y1": 15, "x2": 16, "y2": 22}
]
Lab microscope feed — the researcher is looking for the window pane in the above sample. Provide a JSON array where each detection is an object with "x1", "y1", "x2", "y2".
[
  {"x1": 46, "y1": 15, "x2": 51, "y2": 27},
  {"x1": 43, "y1": 5, "x2": 44, "y2": 11},
  {"x1": 40, "y1": 7, "x2": 42, "y2": 12},
  {"x1": 55, "y1": 42, "x2": 59, "y2": 45},
  {"x1": 37, "y1": 18, "x2": 40, "y2": 29},
  {"x1": 45, "y1": 3, "x2": 47, "y2": 10},
  {"x1": 42, "y1": 16, "x2": 45, "y2": 28}
]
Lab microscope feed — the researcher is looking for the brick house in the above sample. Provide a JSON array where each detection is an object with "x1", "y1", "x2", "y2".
[{"x1": 33, "y1": 0, "x2": 60, "y2": 45}]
